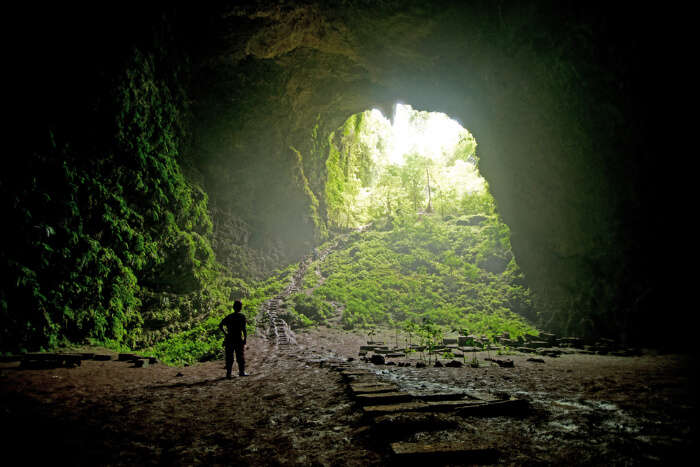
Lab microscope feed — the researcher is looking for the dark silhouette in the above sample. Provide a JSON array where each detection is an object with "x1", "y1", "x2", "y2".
[{"x1": 219, "y1": 300, "x2": 248, "y2": 378}]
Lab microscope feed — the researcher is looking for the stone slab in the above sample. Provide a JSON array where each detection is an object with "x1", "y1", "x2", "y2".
[
  {"x1": 412, "y1": 392, "x2": 469, "y2": 402},
  {"x1": 350, "y1": 383, "x2": 398, "y2": 394},
  {"x1": 340, "y1": 369, "x2": 374, "y2": 377},
  {"x1": 355, "y1": 391, "x2": 414, "y2": 405},
  {"x1": 363, "y1": 400, "x2": 484, "y2": 416},
  {"x1": 390, "y1": 441, "x2": 498, "y2": 464},
  {"x1": 93, "y1": 354, "x2": 113, "y2": 361},
  {"x1": 456, "y1": 398, "x2": 529, "y2": 417}
]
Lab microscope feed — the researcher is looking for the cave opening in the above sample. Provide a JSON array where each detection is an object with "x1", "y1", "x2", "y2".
[
  {"x1": 315, "y1": 103, "x2": 535, "y2": 333},
  {"x1": 325, "y1": 104, "x2": 484, "y2": 230}
]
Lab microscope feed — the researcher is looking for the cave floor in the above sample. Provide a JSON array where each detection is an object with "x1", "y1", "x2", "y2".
[{"x1": 1, "y1": 328, "x2": 695, "y2": 466}]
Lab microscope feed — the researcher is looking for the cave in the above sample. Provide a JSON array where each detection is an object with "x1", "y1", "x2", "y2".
[{"x1": 2, "y1": 2, "x2": 694, "y2": 465}]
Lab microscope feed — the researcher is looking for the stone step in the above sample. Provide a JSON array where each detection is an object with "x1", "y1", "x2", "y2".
[
  {"x1": 456, "y1": 398, "x2": 530, "y2": 417},
  {"x1": 413, "y1": 393, "x2": 470, "y2": 402},
  {"x1": 363, "y1": 400, "x2": 484, "y2": 416},
  {"x1": 93, "y1": 354, "x2": 112, "y2": 361},
  {"x1": 360, "y1": 345, "x2": 388, "y2": 351},
  {"x1": 355, "y1": 392, "x2": 414, "y2": 405},
  {"x1": 350, "y1": 385, "x2": 398, "y2": 395},
  {"x1": 340, "y1": 369, "x2": 375, "y2": 377},
  {"x1": 390, "y1": 441, "x2": 498, "y2": 464}
]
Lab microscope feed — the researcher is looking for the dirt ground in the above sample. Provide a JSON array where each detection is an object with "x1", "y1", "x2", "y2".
[{"x1": 1, "y1": 326, "x2": 696, "y2": 466}]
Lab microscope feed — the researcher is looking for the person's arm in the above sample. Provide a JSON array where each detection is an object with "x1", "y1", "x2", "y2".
[
  {"x1": 219, "y1": 318, "x2": 227, "y2": 337},
  {"x1": 242, "y1": 316, "x2": 247, "y2": 345}
]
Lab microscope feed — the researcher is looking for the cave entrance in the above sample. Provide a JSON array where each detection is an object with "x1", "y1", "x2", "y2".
[
  {"x1": 317, "y1": 103, "x2": 535, "y2": 330},
  {"x1": 325, "y1": 104, "x2": 493, "y2": 231}
]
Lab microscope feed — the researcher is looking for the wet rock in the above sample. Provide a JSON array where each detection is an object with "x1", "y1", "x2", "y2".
[
  {"x1": 370, "y1": 354, "x2": 386, "y2": 365},
  {"x1": 485, "y1": 357, "x2": 514, "y2": 367},
  {"x1": 445, "y1": 360, "x2": 463, "y2": 368},
  {"x1": 391, "y1": 441, "x2": 498, "y2": 464},
  {"x1": 416, "y1": 362, "x2": 426, "y2": 368},
  {"x1": 434, "y1": 360, "x2": 443, "y2": 368},
  {"x1": 527, "y1": 357, "x2": 546, "y2": 363},
  {"x1": 134, "y1": 359, "x2": 149, "y2": 368}
]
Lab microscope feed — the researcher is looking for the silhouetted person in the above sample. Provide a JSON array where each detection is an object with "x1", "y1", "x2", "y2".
[{"x1": 219, "y1": 300, "x2": 248, "y2": 378}]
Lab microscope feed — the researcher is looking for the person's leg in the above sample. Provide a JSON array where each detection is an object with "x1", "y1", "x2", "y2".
[
  {"x1": 225, "y1": 342, "x2": 234, "y2": 378},
  {"x1": 235, "y1": 343, "x2": 246, "y2": 375}
]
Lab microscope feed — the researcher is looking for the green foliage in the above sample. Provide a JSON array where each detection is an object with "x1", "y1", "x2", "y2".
[
  {"x1": 287, "y1": 293, "x2": 334, "y2": 325},
  {"x1": 1, "y1": 46, "x2": 223, "y2": 352},
  {"x1": 313, "y1": 213, "x2": 536, "y2": 337},
  {"x1": 151, "y1": 264, "x2": 298, "y2": 364}
]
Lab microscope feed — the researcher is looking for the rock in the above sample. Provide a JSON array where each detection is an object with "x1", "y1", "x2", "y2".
[
  {"x1": 92, "y1": 354, "x2": 112, "y2": 361},
  {"x1": 456, "y1": 398, "x2": 529, "y2": 417},
  {"x1": 415, "y1": 362, "x2": 426, "y2": 368},
  {"x1": 350, "y1": 383, "x2": 398, "y2": 394},
  {"x1": 560, "y1": 337, "x2": 584, "y2": 348},
  {"x1": 485, "y1": 358, "x2": 514, "y2": 368},
  {"x1": 370, "y1": 354, "x2": 386, "y2": 365},
  {"x1": 364, "y1": 400, "x2": 484, "y2": 416},
  {"x1": 445, "y1": 360, "x2": 463, "y2": 368},
  {"x1": 176, "y1": 372, "x2": 184, "y2": 377},
  {"x1": 0, "y1": 355, "x2": 22, "y2": 363},
  {"x1": 414, "y1": 393, "x2": 470, "y2": 402},
  {"x1": 134, "y1": 359, "x2": 149, "y2": 368},
  {"x1": 390, "y1": 441, "x2": 498, "y2": 464},
  {"x1": 434, "y1": 360, "x2": 443, "y2": 367},
  {"x1": 527, "y1": 357, "x2": 545, "y2": 363},
  {"x1": 355, "y1": 391, "x2": 414, "y2": 405},
  {"x1": 442, "y1": 338, "x2": 458, "y2": 345},
  {"x1": 537, "y1": 349, "x2": 561, "y2": 357}
]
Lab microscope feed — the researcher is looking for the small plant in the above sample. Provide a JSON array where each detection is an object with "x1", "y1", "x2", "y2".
[
  {"x1": 403, "y1": 321, "x2": 417, "y2": 350},
  {"x1": 470, "y1": 353, "x2": 480, "y2": 368},
  {"x1": 367, "y1": 326, "x2": 377, "y2": 343}
]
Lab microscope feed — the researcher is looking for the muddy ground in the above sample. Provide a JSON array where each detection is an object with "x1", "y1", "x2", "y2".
[{"x1": 1, "y1": 326, "x2": 696, "y2": 466}]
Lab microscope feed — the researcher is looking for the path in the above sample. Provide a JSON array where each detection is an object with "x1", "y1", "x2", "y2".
[{"x1": 258, "y1": 236, "x2": 344, "y2": 347}]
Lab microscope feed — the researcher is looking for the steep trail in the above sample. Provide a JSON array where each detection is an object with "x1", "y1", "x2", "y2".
[{"x1": 258, "y1": 233, "x2": 346, "y2": 347}]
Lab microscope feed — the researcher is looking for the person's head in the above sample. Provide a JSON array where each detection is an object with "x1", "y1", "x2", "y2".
[{"x1": 233, "y1": 300, "x2": 243, "y2": 312}]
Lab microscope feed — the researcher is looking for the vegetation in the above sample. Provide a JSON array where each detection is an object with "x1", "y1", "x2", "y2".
[
  {"x1": 0, "y1": 39, "x2": 231, "y2": 353},
  {"x1": 309, "y1": 106, "x2": 537, "y2": 339}
]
